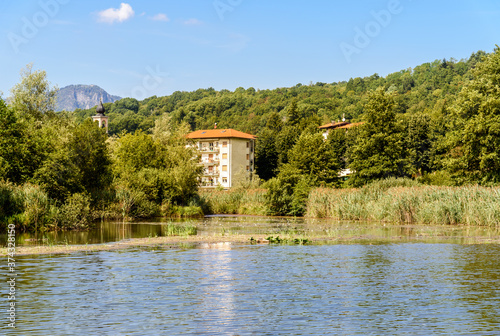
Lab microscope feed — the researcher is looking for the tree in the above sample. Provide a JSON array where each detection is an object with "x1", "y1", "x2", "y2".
[
  {"x1": 327, "y1": 129, "x2": 348, "y2": 170},
  {"x1": 348, "y1": 88, "x2": 408, "y2": 186},
  {"x1": 404, "y1": 113, "x2": 432, "y2": 176},
  {"x1": 286, "y1": 100, "x2": 300, "y2": 125},
  {"x1": 9, "y1": 63, "x2": 57, "y2": 120},
  {"x1": 286, "y1": 132, "x2": 341, "y2": 186},
  {"x1": 444, "y1": 46, "x2": 500, "y2": 183},
  {"x1": 113, "y1": 115, "x2": 202, "y2": 206},
  {"x1": 69, "y1": 118, "x2": 112, "y2": 196},
  {"x1": 255, "y1": 128, "x2": 279, "y2": 180},
  {"x1": 34, "y1": 118, "x2": 112, "y2": 202},
  {"x1": 0, "y1": 99, "x2": 27, "y2": 182}
]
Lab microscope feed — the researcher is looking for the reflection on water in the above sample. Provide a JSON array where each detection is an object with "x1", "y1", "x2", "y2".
[
  {"x1": 4, "y1": 243, "x2": 500, "y2": 335},
  {"x1": 3, "y1": 216, "x2": 500, "y2": 247}
]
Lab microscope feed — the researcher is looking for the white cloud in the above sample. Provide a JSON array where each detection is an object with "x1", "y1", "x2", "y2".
[
  {"x1": 150, "y1": 13, "x2": 169, "y2": 22},
  {"x1": 183, "y1": 18, "x2": 202, "y2": 26},
  {"x1": 97, "y1": 3, "x2": 135, "y2": 24}
]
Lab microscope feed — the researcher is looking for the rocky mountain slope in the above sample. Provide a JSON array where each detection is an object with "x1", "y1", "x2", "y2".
[{"x1": 56, "y1": 84, "x2": 121, "y2": 111}]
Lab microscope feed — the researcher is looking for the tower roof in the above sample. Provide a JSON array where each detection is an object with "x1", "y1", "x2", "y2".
[{"x1": 95, "y1": 99, "x2": 105, "y2": 116}]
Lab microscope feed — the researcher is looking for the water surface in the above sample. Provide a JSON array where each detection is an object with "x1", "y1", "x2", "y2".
[
  {"x1": 3, "y1": 216, "x2": 500, "y2": 246},
  {"x1": 4, "y1": 243, "x2": 500, "y2": 335}
]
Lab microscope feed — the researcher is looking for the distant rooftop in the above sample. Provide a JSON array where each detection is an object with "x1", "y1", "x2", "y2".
[
  {"x1": 187, "y1": 129, "x2": 257, "y2": 140},
  {"x1": 319, "y1": 121, "x2": 364, "y2": 130},
  {"x1": 319, "y1": 121, "x2": 350, "y2": 129}
]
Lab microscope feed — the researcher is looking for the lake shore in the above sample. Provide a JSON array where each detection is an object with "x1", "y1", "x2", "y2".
[{"x1": 3, "y1": 230, "x2": 500, "y2": 256}]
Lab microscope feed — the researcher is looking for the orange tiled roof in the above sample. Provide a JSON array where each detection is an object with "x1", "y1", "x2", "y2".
[{"x1": 187, "y1": 129, "x2": 257, "y2": 140}]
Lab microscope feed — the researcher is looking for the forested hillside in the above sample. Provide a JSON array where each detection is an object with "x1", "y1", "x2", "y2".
[{"x1": 74, "y1": 51, "x2": 485, "y2": 136}]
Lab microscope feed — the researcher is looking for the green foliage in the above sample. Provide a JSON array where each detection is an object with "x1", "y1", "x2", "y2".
[
  {"x1": 10, "y1": 63, "x2": 57, "y2": 120},
  {"x1": 264, "y1": 168, "x2": 312, "y2": 216},
  {"x1": 255, "y1": 128, "x2": 278, "y2": 180},
  {"x1": 0, "y1": 99, "x2": 27, "y2": 182},
  {"x1": 286, "y1": 132, "x2": 341, "y2": 186},
  {"x1": 55, "y1": 193, "x2": 93, "y2": 230},
  {"x1": 348, "y1": 88, "x2": 408, "y2": 186},
  {"x1": 112, "y1": 115, "x2": 202, "y2": 218},
  {"x1": 445, "y1": 46, "x2": 500, "y2": 184}
]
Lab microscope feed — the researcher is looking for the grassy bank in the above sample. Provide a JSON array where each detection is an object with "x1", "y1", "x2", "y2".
[
  {"x1": 198, "y1": 178, "x2": 500, "y2": 226},
  {"x1": 199, "y1": 188, "x2": 268, "y2": 215},
  {"x1": 306, "y1": 182, "x2": 500, "y2": 226}
]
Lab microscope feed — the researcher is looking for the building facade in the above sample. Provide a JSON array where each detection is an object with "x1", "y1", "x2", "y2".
[{"x1": 186, "y1": 129, "x2": 256, "y2": 189}]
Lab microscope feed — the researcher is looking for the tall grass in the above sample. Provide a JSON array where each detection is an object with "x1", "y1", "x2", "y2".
[
  {"x1": 306, "y1": 178, "x2": 500, "y2": 226},
  {"x1": 199, "y1": 188, "x2": 268, "y2": 215},
  {"x1": 1, "y1": 180, "x2": 96, "y2": 232}
]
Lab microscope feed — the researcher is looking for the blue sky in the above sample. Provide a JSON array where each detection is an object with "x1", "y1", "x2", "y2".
[{"x1": 1, "y1": 0, "x2": 499, "y2": 100}]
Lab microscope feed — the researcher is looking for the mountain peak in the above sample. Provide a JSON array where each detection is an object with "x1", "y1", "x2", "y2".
[{"x1": 56, "y1": 84, "x2": 121, "y2": 111}]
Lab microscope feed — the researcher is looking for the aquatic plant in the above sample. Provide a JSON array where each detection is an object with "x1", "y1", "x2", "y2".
[{"x1": 163, "y1": 223, "x2": 198, "y2": 236}]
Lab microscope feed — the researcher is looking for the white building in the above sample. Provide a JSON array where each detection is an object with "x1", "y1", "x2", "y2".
[{"x1": 187, "y1": 129, "x2": 256, "y2": 189}]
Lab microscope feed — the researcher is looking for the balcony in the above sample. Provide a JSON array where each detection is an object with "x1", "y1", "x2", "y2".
[
  {"x1": 202, "y1": 170, "x2": 220, "y2": 177},
  {"x1": 200, "y1": 159, "x2": 220, "y2": 166},
  {"x1": 199, "y1": 147, "x2": 219, "y2": 153}
]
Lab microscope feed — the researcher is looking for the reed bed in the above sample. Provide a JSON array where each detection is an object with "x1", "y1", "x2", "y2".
[
  {"x1": 199, "y1": 188, "x2": 268, "y2": 215},
  {"x1": 306, "y1": 183, "x2": 500, "y2": 226}
]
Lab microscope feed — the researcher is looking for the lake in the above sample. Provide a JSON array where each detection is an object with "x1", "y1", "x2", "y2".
[{"x1": 3, "y1": 217, "x2": 500, "y2": 335}]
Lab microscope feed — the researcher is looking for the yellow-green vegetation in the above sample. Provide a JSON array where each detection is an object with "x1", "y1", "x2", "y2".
[
  {"x1": 199, "y1": 189, "x2": 268, "y2": 215},
  {"x1": 163, "y1": 223, "x2": 198, "y2": 236},
  {"x1": 306, "y1": 179, "x2": 500, "y2": 226}
]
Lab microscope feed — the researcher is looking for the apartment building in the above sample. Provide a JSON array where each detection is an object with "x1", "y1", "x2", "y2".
[{"x1": 186, "y1": 129, "x2": 256, "y2": 189}]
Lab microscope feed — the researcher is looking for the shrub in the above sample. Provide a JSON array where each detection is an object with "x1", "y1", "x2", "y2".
[{"x1": 56, "y1": 193, "x2": 93, "y2": 230}]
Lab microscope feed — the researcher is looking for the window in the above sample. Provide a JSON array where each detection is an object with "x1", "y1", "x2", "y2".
[
  {"x1": 222, "y1": 165, "x2": 228, "y2": 172},
  {"x1": 246, "y1": 166, "x2": 249, "y2": 171},
  {"x1": 246, "y1": 154, "x2": 249, "y2": 160},
  {"x1": 222, "y1": 153, "x2": 228, "y2": 159},
  {"x1": 222, "y1": 177, "x2": 228, "y2": 183},
  {"x1": 246, "y1": 142, "x2": 249, "y2": 148},
  {"x1": 222, "y1": 141, "x2": 228, "y2": 148}
]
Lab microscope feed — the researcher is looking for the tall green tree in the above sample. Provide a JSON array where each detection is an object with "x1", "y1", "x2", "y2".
[
  {"x1": 404, "y1": 113, "x2": 433, "y2": 176},
  {"x1": 255, "y1": 128, "x2": 279, "y2": 180},
  {"x1": 69, "y1": 119, "x2": 112, "y2": 195},
  {"x1": 285, "y1": 132, "x2": 341, "y2": 186},
  {"x1": 9, "y1": 63, "x2": 57, "y2": 120},
  {"x1": 444, "y1": 46, "x2": 500, "y2": 183},
  {"x1": 348, "y1": 88, "x2": 408, "y2": 186},
  {"x1": 0, "y1": 99, "x2": 27, "y2": 182}
]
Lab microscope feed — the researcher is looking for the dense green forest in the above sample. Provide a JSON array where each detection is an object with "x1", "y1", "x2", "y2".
[{"x1": 2, "y1": 47, "x2": 500, "y2": 229}]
